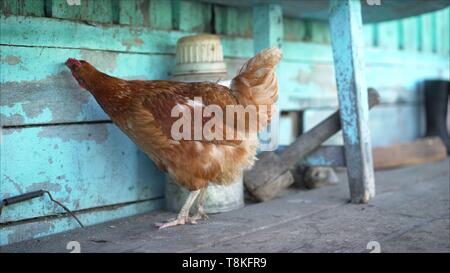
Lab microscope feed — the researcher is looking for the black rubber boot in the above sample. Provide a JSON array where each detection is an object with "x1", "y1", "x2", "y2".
[{"x1": 423, "y1": 80, "x2": 450, "y2": 154}]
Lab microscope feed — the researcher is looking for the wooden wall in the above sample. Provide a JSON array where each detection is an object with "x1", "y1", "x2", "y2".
[{"x1": 1, "y1": 0, "x2": 449, "y2": 245}]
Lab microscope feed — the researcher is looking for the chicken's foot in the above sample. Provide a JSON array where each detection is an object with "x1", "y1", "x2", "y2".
[
  {"x1": 190, "y1": 187, "x2": 209, "y2": 224},
  {"x1": 156, "y1": 190, "x2": 200, "y2": 229}
]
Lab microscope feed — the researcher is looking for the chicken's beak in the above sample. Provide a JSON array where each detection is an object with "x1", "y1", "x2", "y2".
[{"x1": 65, "y1": 58, "x2": 82, "y2": 70}]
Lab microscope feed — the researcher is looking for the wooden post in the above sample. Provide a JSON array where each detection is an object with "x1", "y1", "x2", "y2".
[
  {"x1": 252, "y1": 4, "x2": 283, "y2": 52},
  {"x1": 329, "y1": 0, "x2": 375, "y2": 203},
  {"x1": 252, "y1": 3, "x2": 283, "y2": 150}
]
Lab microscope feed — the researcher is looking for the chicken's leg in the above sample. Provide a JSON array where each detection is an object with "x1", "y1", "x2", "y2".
[
  {"x1": 190, "y1": 187, "x2": 209, "y2": 224},
  {"x1": 156, "y1": 190, "x2": 200, "y2": 229}
]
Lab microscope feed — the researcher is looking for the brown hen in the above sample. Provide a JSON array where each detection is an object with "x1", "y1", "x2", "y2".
[{"x1": 66, "y1": 47, "x2": 282, "y2": 228}]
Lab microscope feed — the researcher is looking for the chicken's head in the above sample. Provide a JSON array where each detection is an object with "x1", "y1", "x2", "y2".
[{"x1": 65, "y1": 58, "x2": 95, "y2": 90}]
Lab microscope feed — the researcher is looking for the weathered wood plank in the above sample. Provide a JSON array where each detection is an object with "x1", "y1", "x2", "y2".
[
  {"x1": 302, "y1": 146, "x2": 346, "y2": 167},
  {"x1": 0, "y1": 45, "x2": 173, "y2": 83},
  {"x1": 0, "y1": 0, "x2": 45, "y2": 16},
  {"x1": 373, "y1": 137, "x2": 447, "y2": 170},
  {"x1": 363, "y1": 24, "x2": 375, "y2": 47},
  {"x1": 436, "y1": 7, "x2": 450, "y2": 55},
  {"x1": 329, "y1": 0, "x2": 375, "y2": 203},
  {"x1": 303, "y1": 103, "x2": 424, "y2": 147},
  {"x1": 48, "y1": 0, "x2": 114, "y2": 23},
  {"x1": 214, "y1": 5, "x2": 252, "y2": 37},
  {"x1": 172, "y1": 0, "x2": 211, "y2": 32},
  {"x1": 283, "y1": 17, "x2": 307, "y2": 41},
  {"x1": 0, "y1": 123, "x2": 165, "y2": 223},
  {"x1": 377, "y1": 20, "x2": 400, "y2": 50},
  {"x1": 149, "y1": 0, "x2": 172, "y2": 30},
  {"x1": 252, "y1": 3, "x2": 283, "y2": 52},
  {"x1": 117, "y1": 0, "x2": 172, "y2": 29},
  {"x1": 118, "y1": 0, "x2": 148, "y2": 26},
  {"x1": 420, "y1": 12, "x2": 435, "y2": 53},
  {"x1": 3, "y1": 15, "x2": 449, "y2": 63},
  {"x1": 0, "y1": 15, "x2": 182, "y2": 55},
  {"x1": 402, "y1": 16, "x2": 420, "y2": 52},
  {"x1": 309, "y1": 21, "x2": 331, "y2": 44},
  {"x1": 299, "y1": 136, "x2": 448, "y2": 169},
  {"x1": 0, "y1": 198, "x2": 164, "y2": 246},
  {"x1": 0, "y1": 46, "x2": 175, "y2": 126}
]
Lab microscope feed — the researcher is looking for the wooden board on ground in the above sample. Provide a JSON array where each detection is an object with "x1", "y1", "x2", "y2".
[{"x1": 373, "y1": 137, "x2": 448, "y2": 170}]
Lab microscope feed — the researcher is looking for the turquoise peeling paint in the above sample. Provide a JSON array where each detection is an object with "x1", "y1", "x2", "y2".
[
  {"x1": 1, "y1": 124, "x2": 165, "y2": 223},
  {"x1": 329, "y1": 0, "x2": 375, "y2": 203},
  {"x1": 0, "y1": 45, "x2": 176, "y2": 83}
]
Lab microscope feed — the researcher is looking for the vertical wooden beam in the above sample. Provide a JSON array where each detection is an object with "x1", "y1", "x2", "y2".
[
  {"x1": 252, "y1": 3, "x2": 283, "y2": 150},
  {"x1": 436, "y1": 7, "x2": 449, "y2": 56},
  {"x1": 420, "y1": 13, "x2": 434, "y2": 53},
  {"x1": 172, "y1": 0, "x2": 211, "y2": 33},
  {"x1": 329, "y1": 0, "x2": 375, "y2": 203},
  {"x1": 252, "y1": 4, "x2": 283, "y2": 52},
  {"x1": 377, "y1": 20, "x2": 399, "y2": 50},
  {"x1": 402, "y1": 17, "x2": 419, "y2": 52}
]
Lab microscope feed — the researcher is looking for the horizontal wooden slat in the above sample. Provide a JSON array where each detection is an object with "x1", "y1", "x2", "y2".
[
  {"x1": 0, "y1": 15, "x2": 182, "y2": 55},
  {"x1": 303, "y1": 146, "x2": 345, "y2": 167},
  {"x1": 278, "y1": 59, "x2": 447, "y2": 110},
  {"x1": 0, "y1": 0, "x2": 45, "y2": 17},
  {"x1": 0, "y1": 123, "x2": 165, "y2": 223},
  {"x1": 0, "y1": 45, "x2": 175, "y2": 126},
  {"x1": 373, "y1": 137, "x2": 448, "y2": 170},
  {"x1": 48, "y1": 0, "x2": 114, "y2": 24},
  {"x1": 303, "y1": 104, "x2": 424, "y2": 147},
  {"x1": 0, "y1": 198, "x2": 164, "y2": 246},
  {"x1": 3, "y1": 15, "x2": 448, "y2": 63}
]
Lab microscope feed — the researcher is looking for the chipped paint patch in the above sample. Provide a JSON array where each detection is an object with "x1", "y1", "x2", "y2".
[
  {"x1": 26, "y1": 182, "x2": 62, "y2": 193},
  {"x1": 80, "y1": 50, "x2": 118, "y2": 72},
  {"x1": 66, "y1": 0, "x2": 81, "y2": 6},
  {"x1": 1, "y1": 55, "x2": 21, "y2": 65},
  {"x1": 7, "y1": 221, "x2": 54, "y2": 245},
  {"x1": 0, "y1": 72, "x2": 96, "y2": 126},
  {"x1": 294, "y1": 64, "x2": 337, "y2": 93},
  {"x1": 0, "y1": 113, "x2": 25, "y2": 126},
  {"x1": 121, "y1": 38, "x2": 144, "y2": 51},
  {"x1": 37, "y1": 123, "x2": 109, "y2": 144}
]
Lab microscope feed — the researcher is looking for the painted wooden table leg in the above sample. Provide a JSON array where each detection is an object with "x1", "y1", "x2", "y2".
[
  {"x1": 329, "y1": 0, "x2": 375, "y2": 203},
  {"x1": 252, "y1": 3, "x2": 283, "y2": 150}
]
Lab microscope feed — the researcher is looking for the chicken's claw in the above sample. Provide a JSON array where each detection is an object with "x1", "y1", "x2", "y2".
[
  {"x1": 155, "y1": 218, "x2": 186, "y2": 229},
  {"x1": 189, "y1": 211, "x2": 209, "y2": 224}
]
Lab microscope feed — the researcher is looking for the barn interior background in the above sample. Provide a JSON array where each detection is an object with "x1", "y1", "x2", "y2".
[{"x1": 0, "y1": 0, "x2": 449, "y2": 246}]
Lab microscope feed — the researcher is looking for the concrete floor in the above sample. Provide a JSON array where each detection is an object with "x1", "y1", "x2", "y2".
[{"x1": 1, "y1": 159, "x2": 449, "y2": 253}]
